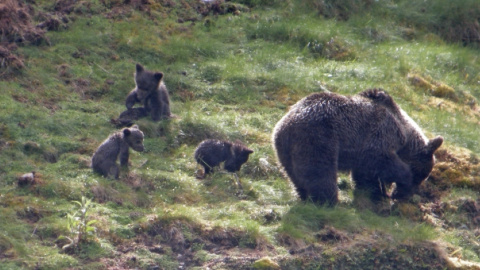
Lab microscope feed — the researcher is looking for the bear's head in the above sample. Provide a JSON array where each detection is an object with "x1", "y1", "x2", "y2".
[
  {"x1": 224, "y1": 143, "x2": 254, "y2": 173},
  {"x1": 134, "y1": 63, "x2": 163, "y2": 99},
  {"x1": 394, "y1": 136, "x2": 443, "y2": 199},
  {"x1": 123, "y1": 125, "x2": 145, "y2": 152}
]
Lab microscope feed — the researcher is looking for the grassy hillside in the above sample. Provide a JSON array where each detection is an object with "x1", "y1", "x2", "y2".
[{"x1": 1, "y1": 0, "x2": 480, "y2": 269}]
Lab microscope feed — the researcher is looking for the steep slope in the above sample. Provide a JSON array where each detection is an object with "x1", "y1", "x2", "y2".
[{"x1": 1, "y1": 0, "x2": 480, "y2": 269}]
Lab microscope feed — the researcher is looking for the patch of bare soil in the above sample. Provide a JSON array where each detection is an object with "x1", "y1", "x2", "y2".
[
  {"x1": 104, "y1": 0, "x2": 248, "y2": 22},
  {"x1": 0, "y1": 0, "x2": 40, "y2": 74},
  {"x1": 0, "y1": 0, "x2": 69, "y2": 76},
  {"x1": 0, "y1": 0, "x2": 45, "y2": 45},
  {"x1": 97, "y1": 208, "x2": 467, "y2": 270},
  {"x1": 95, "y1": 216, "x2": 272, "y2": 269},
  {"x1": 390, "y1": 147, "x2": 480, "y2": 235},
  {"x1": 0, "y1": 43, "x2": 23, "y2": 71},
  {"x1": 421, "y1": 148, "x2": 480, "y2": 202},
  {"x1": 1, "y1": 0, "x2": 247, "y2": 76}
]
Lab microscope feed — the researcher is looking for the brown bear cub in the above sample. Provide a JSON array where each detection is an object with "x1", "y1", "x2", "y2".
[
  {"x1": 92, "y1": 125, "x2": 145, "y2": 179},
  {"x1": 272, "y1": 89, "x2": 443, "y2": 205},
  {"x1": 116, "y1": 63, "x2": 171, "y2": 126},
  {"x1": 194, "y1": 139, "x2": 254, "y2": 178}
]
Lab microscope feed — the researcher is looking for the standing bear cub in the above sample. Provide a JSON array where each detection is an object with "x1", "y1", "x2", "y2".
[
  {"x1": 272, "y1": 89, "x2": 443, "y2": 205},
  {"x1": 194, "y1": 139, "x2": 254, "y2": 178},
  {"x1": 117, "y1": 63, "x2": 171, "y2": 126},
  {"x1": 92, "y1": 125, "x2": 145, "y2": 179}
]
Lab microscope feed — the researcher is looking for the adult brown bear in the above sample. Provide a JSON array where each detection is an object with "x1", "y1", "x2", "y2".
[{"x1": 272, "y1": 89, "x2": 443, "y2": 205}]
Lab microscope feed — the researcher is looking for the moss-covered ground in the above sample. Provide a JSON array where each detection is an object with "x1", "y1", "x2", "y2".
[{"x1": 1, "y1": 0, "x2": 480, "y2": 269}]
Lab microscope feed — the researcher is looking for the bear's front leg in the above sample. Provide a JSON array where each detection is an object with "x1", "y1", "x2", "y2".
[
  {"x1": 224, "y1": 158, "x2": 240, "y2": 173},
  {"x1": 160, "y1": 91, "x2": 171, "y2": 118},
  {"x1": 119, "y1": 146, "x2": 130, "y2": 168},
  {"x1": 96, "y1": 159, "x2": 119, "y2": 179},
  {"x1": 352, "y1": 169, "x2": 385, "y2": 202},
  {"x1": 143, "y1": 95, "x2": 152, "y2": 113},
  {"x1": 126, "y1": 90, "x2": 140, "y2": 109},
  {"x1": 108, "y1": 164, "x2": 120, "y2": 179},
  {"x1": 377, "y1": 153, "x2": 413, "y2": 200}
]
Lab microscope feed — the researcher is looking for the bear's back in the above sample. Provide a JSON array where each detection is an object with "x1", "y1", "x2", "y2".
[
  {"x1": 359, "y1": 88, "x2": 399, "y2": 113},
  {"x1": 195, "y1": 139, "x2": 231, "y2": 160},
  {"x1": 92, "y1": 132, "x2": 122, "y2": 165},
  {"x1": 274, "y1": 91, "x2": 407, "y2": 155},
  {"x1": 287, "y1": 92, "x2": 391, "y2": 129}
]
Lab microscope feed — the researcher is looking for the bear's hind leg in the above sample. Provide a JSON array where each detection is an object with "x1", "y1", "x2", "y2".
[
  {"x1": 96, "y1": 160, "x2": 119, "y2": 179},
  {"x1": 307, "y1": 172, "x2": 339, "y2": 205},
  {"x1": 203, "y1": 164, "x2": 211, "y2": 175},
  {"x1": 160, "y1": 99, "x2": 171, "y2": 119},
  {"x1": 108, "y1": 164, "x2": 120, "y2": 179},
  {"x1": 151, "y1": 107, "x2": 161, "y2": 122},
  {"x1": 293, "y1": 160, "x2": 339, "y2": 205},
  {"x1": 295, "y1": 186, "x2": 309, "y2": 201}
]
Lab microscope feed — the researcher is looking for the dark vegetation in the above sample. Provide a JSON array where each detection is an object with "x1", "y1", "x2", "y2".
[{"x1": 1, "y1": 0, "x2": 480, "y2": 269}]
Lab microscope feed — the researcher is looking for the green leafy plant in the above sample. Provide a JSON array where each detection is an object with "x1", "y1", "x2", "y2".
[{"x1": 62, "y1": 196, "x2": 98, "y2": 250}]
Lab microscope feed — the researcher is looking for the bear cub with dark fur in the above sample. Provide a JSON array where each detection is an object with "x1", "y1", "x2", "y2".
[
  {"x1": 194, "y1": 139, "x2": 254, "y2": 178},
  {"x1": 92, "y1": 125, "x2": 145, "y2": 179},
  {"x1": 117, "y1": 63, "x2": 171, "y2": 126},
  {"x1": 272, "y1": 89, "x2": 443, "y2": 205}
]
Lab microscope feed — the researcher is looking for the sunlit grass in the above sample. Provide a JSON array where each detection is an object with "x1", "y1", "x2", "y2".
[
  {"x1": 0, "y1": 208, "x2": 30, "y2": 258},
  {"x1": 2, "y1": 0, "x2": 480, "y2": 267},
  {"x1": 279, "y1": 203, "x2": 438, "y2": 244}
]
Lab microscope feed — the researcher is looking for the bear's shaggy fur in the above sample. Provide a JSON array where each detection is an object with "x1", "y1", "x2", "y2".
[
  {"x1": 92, "y1": 125, "x2": 145, "y2": 179},
  {"x1": 272, "y1": 89, "x2": 443, "y2": 205},
  {"x1": 120, "y1": 63, "x2": 171, "y2": 124},
  {"x1": 194, "y1": 139, "x2": 254, "y2": 176},
  {"x1": 114, "y1": 107, "x2": 149, "y2": 127},
  {"x1": 17, "y1": 171, "x2": 37, "y2": 187}
]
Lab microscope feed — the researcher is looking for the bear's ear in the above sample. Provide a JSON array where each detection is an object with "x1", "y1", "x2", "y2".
[
  {"x1": 136, "y1": 63, "x2": 144, "y2": 73},
  {"x1": 154, "y1": 72, "x2": 163, "y2": 82},
  {"x1": 427, "y1": 136, "x2": 443, "y2": 154},
  {"x1": 131, "y1": 124, "x2": 139, "y2": 130},
  {"x1": 123, "y1": 128, "x2": 132, "y2": 137}
]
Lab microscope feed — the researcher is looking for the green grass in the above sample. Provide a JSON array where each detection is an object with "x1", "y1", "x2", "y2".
[
  {"x1": 1, "y1": 0, "x2": 480, "y2": 268},
  {"x1": 279, "y1": 203, "x2": 437, "y2": 244}
]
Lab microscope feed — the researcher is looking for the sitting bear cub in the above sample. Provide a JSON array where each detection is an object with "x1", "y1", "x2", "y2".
[
  {"x1": 116, "y1": 63, "x2": 171, "y2": 126},
  {"x1": 92, "y1": 125, "x2": 145, "y2": 179},
  {"x1": 194, "y1": 139, "x2": 253, "y2": 178},
  {"x1": 272, "y1": 89, "x2": 443, "y2": 205}
]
